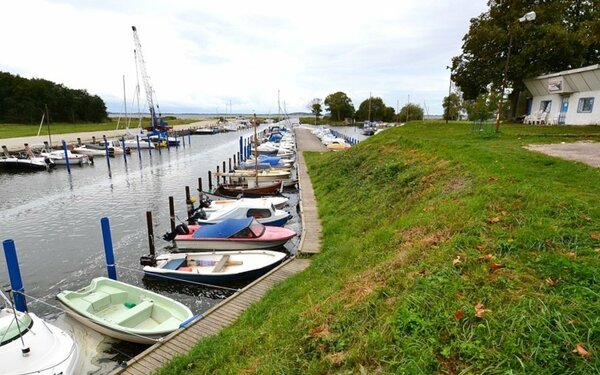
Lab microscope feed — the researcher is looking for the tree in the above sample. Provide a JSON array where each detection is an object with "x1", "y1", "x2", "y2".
[
  {"x1": 356, "y1": 96, "x2": 396, "y2": 122},
  {"x1": 307, "y1": 98, "x2": 322, "y2": 124},
  {"x1": 398, "y1": 103, "x2": 424, "y2": 122},
  {"x1": 463, "y1": 91, "x2": 498, "y2": 122},
  {"x1": 452, "y1": 1, "x2": 600, "y2": 120},
  {"x1": 324, "y1": 91, "x2": 355, "y2": 121},
  {"x1": 442, "y1": 92, "x2": 462, "y2": 121}
]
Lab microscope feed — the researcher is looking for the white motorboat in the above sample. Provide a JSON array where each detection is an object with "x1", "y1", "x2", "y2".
[
  {"x1": 124, "y1": 137, "x2": 155, "y2": 149},
  {"x1": 203, "y1": 196, "x2": 289, "y2": 210},
  {"x1": 0, "y1": 291, "x2": 79, "y2": 374},
  {"x1": 0, "y1": 148, "x2": 52, "y2": 171},
  {"x1": 142, "y1": 250, "x2": 287, "y2": 285},
  {"x1": 41, "y1": 149, "x2": 91, "y2": 165},
  {"x1": 190, "y1": 197, "x2": 291, "y2": 226}
]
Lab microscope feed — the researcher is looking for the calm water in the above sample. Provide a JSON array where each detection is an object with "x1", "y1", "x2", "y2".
[{"x1": 0, "y1": 126, "x2": 301, "y2": 373}]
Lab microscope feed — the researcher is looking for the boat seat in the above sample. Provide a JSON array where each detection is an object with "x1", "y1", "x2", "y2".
[
  {"x1": 82, "y1": 291, "x2": 111, "y2": 313},
  {"x1": 212, "y1": 255, "x2": 230, "y2": 273},
  {"x1": 115, "y1": 300, "x2": 154, "y2": 327}
]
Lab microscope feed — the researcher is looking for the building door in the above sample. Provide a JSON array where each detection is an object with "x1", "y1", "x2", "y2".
[{"x1": 558, "y1": 96, "x2": 569, "y2": 125}]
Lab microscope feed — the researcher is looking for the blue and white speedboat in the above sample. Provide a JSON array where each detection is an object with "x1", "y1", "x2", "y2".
[{"x1": 191, "y1": 198, "x2": 291, "y2": 227}]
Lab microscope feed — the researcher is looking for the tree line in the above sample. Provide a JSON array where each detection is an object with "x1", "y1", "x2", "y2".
[
  {"x1": 309, "y1": 92, "x2": 424, "y2": 124},
  {"x1": 0, "y1": 71, "x2": 108, "y2": 124}
]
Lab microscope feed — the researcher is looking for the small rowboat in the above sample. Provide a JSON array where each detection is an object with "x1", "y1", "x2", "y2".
[
  {"x1": 142, "y1": 250, "x2": 287, "y2": 285},
  {"x1": 57, "y1": 277, "x2": 194, "y2": 344}
]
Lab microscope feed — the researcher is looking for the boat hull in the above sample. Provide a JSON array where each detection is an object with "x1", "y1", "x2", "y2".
[{"x1": 143, "y1": 250, "x2": 287, "y2": 284}]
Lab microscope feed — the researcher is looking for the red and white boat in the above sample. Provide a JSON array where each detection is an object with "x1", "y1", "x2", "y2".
[{"x1": 172, "y1": 218, "x2": 296, "y2": 251}]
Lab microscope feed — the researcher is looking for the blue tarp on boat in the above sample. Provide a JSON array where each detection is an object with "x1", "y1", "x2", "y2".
[{"x1": 192, "y1": 218, "x2": 253, "y2": 239}]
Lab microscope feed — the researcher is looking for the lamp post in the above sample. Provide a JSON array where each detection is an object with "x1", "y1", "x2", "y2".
[
  {"x1": 495, "y1": 11, "x2": 536, "y2": 132},
  {"x1": 445, "y1": 65, "x2": 453, "y2": 124}
]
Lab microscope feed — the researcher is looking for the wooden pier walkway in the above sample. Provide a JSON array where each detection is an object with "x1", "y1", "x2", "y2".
[{"x1": 110, "y1": 126, "x2": 325, "y2": 374}]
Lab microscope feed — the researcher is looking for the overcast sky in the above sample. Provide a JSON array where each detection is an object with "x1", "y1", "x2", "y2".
[{"x1": 1, "y1": 0, "x2": 488, "y2": 116}]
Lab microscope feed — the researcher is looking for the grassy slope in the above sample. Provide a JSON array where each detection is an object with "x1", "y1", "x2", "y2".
[{"x1": 157, "y1": 122, "x2": 599, "y2": 374}]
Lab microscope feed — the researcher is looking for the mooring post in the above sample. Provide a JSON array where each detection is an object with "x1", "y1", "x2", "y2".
[
  {"x1": 228, "y1": 158, "x2": 232, "y2": 172},
  {"x1": 188, "y1": 130, "x2": 192, "y2": 145},
  {"x1": 146, "y1": 211, "x2": 155, "y2": 256},
  {"x1": 234, "y1": 153, "x2": 238, "y2": 168},
  {"x1": 92, "y1": 136, "x2": 96, "y2": 144},
  {"x1": 223, "y1": 161, "x2": 227, "y2": 175},
  {"x1": 208, "y1": 170, "x2": 213, "y2": 190},
  {"x1": 239, "y1": 136, "x2": 243, "y2": 161},
  {"x1": 174, "y1": 133, "x2": 179, "y2": 149},
  {"x1": 62, "y1": 140, "x2": 71, "y2": 174},
  {"x1": 147, "y1": 138, "x2": 153, "y2": 156},
  {"x1": 198, "y1": 177, "x2": 203, "y2": 196},
  {"x1": 136, "y1": 135, "x2": 142, "y2": 160},
  {"x1": 102, "y1": 135, "x2": 111, "y2": 171},
  {"x1": 121, "y1": 136, "x2": 127, "y2": 164},
  {"x1": 100, "y1": 217, "x2": 117, "y2": 280},
  {"x1": 185, "y1": 186, "x2": 194, "y2": 225},
  {"x1": 169, "y1": 196, "x2": 176, "y2": 233},
  {"x1": 2, "y1": 240, "x2": 28, "y2": 312}
]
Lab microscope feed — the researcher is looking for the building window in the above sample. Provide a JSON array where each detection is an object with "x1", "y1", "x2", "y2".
[
  {"x1": 577, "y1": 97, "x2": 594, "y2": 113},
  {"x1": 540, "y1": 100, "x2": 552, "y2": 112}
]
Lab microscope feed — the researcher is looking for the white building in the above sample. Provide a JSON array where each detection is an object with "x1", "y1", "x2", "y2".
[{"x1": 523, "y1": 64, "x2": 599, "y2": 125}]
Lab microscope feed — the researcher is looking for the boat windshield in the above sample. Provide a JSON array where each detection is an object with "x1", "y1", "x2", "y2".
[
  {"x1": 0, "y1": 308, "x2": 33, "y2": 346},
  {"x1": 248, "y1": 219, "x2": 265, "y2": 237}
]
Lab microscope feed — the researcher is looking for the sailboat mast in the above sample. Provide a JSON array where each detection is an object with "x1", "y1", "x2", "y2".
[
  {"x1": 253, "y1": 114, "x2": 259, "y2": 187},
  {"x1": 45, "y1": 104, "x2": 52, "y2": 148}
]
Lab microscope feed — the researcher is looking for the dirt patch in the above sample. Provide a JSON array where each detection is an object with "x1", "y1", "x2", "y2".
[{"x1": 524, "y1": 141, "x2": 600, "y2": 168}]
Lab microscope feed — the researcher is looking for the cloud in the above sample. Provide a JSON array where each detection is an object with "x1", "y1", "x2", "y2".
[{"x1": 0, "y1": 0, "x2": 488, "y2": 115}]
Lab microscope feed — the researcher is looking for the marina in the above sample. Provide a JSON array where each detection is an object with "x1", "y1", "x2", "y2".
[{"x1": 0, "y1": 122, "x2": 364, "y2": 373}]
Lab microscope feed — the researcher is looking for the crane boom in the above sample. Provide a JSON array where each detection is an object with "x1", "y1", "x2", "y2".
[{"x1": 131, "y1": 25, "x2": 158, "y2": 130}]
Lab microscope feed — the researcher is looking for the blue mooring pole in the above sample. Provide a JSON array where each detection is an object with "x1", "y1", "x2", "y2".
[
  {"x1": 62, "y1": 140, "x2": 71, "y2": 174},
  {"x1": 2, "y1": 240, "x2": 28, "y2": 312},
  {"x1": 239, "y1": 136, "x2": 243, "y2": 161},
  {"x1": 188, "y1": 130, "x2": 191, "y2": 145},
  {"x1": 100, "y1": 217, "x2": 117, "y2": 280}
]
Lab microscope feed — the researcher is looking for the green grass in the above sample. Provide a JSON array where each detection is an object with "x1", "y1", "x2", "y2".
[
  {"x1": 154, "y1": 122, "x2": 600, "y2": 374},
  {"x1": 0, "y1": 118, "x2": 199, "y2": 139}
]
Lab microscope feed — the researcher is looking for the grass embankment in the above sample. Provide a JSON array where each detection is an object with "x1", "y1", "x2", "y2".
[
  {"x1": 157, "y1": 122, "x2": 600, "y2": 374},
  {"x1": 0, "y1": 118, "x2": 199, "y2": 139}
]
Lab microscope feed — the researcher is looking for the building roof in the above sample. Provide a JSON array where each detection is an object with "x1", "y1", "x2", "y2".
[{"x1": 524, "y1": 64, "x2": 600, "y2": 96}]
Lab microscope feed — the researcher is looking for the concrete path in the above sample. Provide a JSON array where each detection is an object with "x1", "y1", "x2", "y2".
[
  {"x1": 0, "y1": 121, "x2": 213, "y2": 152},
  {"x1": 525, "y1": 141, "x2": 600, "y2": 168}
]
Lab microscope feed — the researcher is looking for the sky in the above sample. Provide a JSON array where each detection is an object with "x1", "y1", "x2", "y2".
[{"x1": 1, "y1": 0, "x2": 489, "y2": 116}]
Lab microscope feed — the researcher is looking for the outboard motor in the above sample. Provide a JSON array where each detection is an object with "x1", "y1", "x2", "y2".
[
  {"x1": 140, "y1": 254, "x2": 157, "y2": 267},
  {"x1": 162, "y1": 223, "x2": 190, "y2": 241}
]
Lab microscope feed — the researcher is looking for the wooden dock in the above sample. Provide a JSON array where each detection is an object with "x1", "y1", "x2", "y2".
[
  {"x1": 111, "y1": 257, "x2": 311, "y2": 374},
  {"x1": 294, "y1": 127, "x2": 326, "y2": 254},
  {"x1": 110, "y1": 126, "x2": 325, "y2": 374}
]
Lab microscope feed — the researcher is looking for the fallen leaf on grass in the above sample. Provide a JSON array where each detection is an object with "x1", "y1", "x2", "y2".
[
  {"x1": 595, "y1": 248, "x2": 600, "y2": 253},
  {"x1": 486, "y1": 216, "x2": 500, "y2": 224},
  {"x1": 454, "y1": 310, "x2": 465, "y2": 321},
  {"x1": 478, "y1": 254, "x2": 494, "y2": 262},
  {"x1": 545, "y1": 277, "x2": 560, "y2": 286},
  {"x1": 572, "y1": 343, "x2": 591, "y2": 358},
  {"x1": 452, "y1": 256, "x2": 462, "y2": 265},
  {"x1": 591, "y1": 233, "x2": 600, "y2": 240},
  {"x1": 545, "y1": 239, "x2": 554, "y2": 247},
  {"x1": 474, "y1": 301, "x2": 491, "y2": 318},
  {"x1": 488, "y1": 176, "x2": 497, "y2": 182},
  {"x1": 490, "y1": 263, "x2": 504, "y2": 271},
  {"x1": 566, "y1": 252, "x2": 576, "y2": 259},
  {"x1": 500, "y1": 210, "x2": 508, "y2": 216}
]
